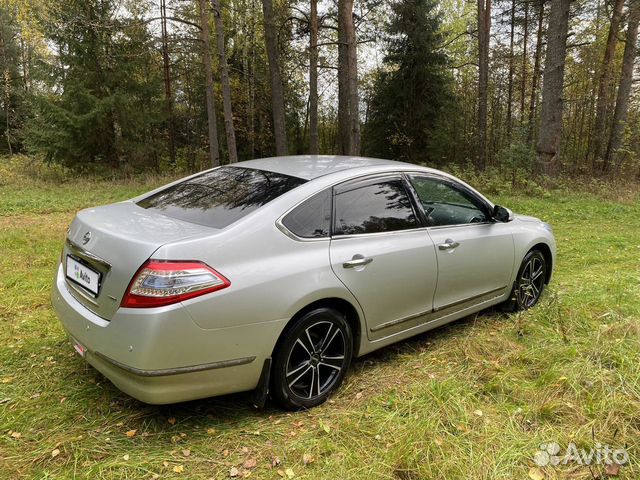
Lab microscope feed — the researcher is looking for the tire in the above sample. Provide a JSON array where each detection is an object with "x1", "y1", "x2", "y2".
[
  {"x1": 505, "y1": 249, "x2": 547, "y2": 311},
  {"x1": 271, "y1": 308, "x2": 353, "y2": 410}
]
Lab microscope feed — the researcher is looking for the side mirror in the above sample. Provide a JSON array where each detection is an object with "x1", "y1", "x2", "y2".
[{"x1": 492, "y1": 205, "x2": 513, "y2": 222}]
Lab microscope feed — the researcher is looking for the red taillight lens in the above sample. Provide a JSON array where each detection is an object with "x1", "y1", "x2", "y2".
[{"x1": 121, "y1": 260, "x2": 230, "y2": 308}]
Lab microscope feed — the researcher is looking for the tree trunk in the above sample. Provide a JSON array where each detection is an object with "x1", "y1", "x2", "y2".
[
  {"x1": 337, "y1": 0, "x2": 359, "y2": 155},
  {"x1": 591, "y1": 0, "x2": 625, "y2": 170},
  {"x1": 520, "y1": 0, "x2": 529, "y2": 121},
  {"x1": 535, "y1": 0, "x2": 570, "y2": 176},
  {"x1": 605, "y1": 0, "x2": 640, "y2": 170},
  {"x1": 527, "y1": 0, "x2": 545, "y2": 145},
  {"x1": 309, "y1": 0, "x2": 319, "y2": 154},
  {"x1": 261, "y1": 0, "x2": 288, "y2": 155},
  {"x1": 211, "y1": 0, "x2": 238, "y2": 163},
  {"x1": 477, "y1": 0, "x2": 491, "y2": 170},
  {"x1": 337, "y1": 0, "x2": 349, "y2": 155},
  {"x1": 160, "y1": 0, "x2": 176, "y2": 163},
  {"x1": 507, "y1": 0, "x2": 516, "y2": 139},
  {"x1": 199, "y1": 0, "x2": 221, "y2": 167}
]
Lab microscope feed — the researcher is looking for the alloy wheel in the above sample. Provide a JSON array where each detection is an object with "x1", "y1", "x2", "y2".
[
  {"x1": 285, "y1": 320, "x2": 347, "y2": 399},
  {"x1": 516, "y1": 254, "x2": 545, "y2": 308}
]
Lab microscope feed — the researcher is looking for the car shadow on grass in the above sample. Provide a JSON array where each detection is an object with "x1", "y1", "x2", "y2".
[{"x1": 71, "y1": 306, "x2": 510, "y2": 435}]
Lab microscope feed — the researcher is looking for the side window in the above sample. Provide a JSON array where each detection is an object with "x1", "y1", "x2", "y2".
[
  {"x1": 408, "y1": 175, "x2": 488, "y2": 226},
  {"x1": 282, "y1": 189, "x2": 332, "y2": 238},
  {"x1": 333, "y1": 178, "x2": 418, "y2": 235}
]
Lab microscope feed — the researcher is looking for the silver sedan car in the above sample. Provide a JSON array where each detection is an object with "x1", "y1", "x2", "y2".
[{"x1": 51, "y1": 156, "x2": 555, "y2": 409}]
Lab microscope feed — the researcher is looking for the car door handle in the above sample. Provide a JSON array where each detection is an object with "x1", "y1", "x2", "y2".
[
  {"x1": 438, "y1": 239, "x2": 460, "y2": 250},
  {"x1": 342, "y1": 256, "x2": 373, "y2": 269}
]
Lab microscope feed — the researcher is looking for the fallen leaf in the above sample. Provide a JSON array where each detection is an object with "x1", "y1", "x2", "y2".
[
  {"x1": 271, "y1": 456, "x2": 281, "y2": 467},
  {"x1": 473, "y1": 410, "x2": 483, "y2": 417},
  {"x1": 242, "y1": 470, "x2": 252, "y2": 478},
  {"x1": 173, "y1": 464, "x2": 184, "y2": 473},
  {"x1": 10, "y1": 432, "x2": 21, "y2": 439},
  {"x1": 207, "y1": 428, "x2": 216, "y2": 435},
  {"x1": 277, "y1": 470, "x2": 285, "y2": 477},
  {"x1": 241, "y1": 446, "x2": 249, "y2": 453},
  {"x1": 223, "y1": 449, "x2": 230, "y2": 457},
  {"x1": 434, "y1": 437, "x2": 443, "y2": 446},
  {"x1": 51, "y1": 448, "x2": 61, "y2": 458},
  {"x1": 285, "y1": 468, "x2": 295, "y2": 478},
  {"x1": 355, "y1": 392, "x2": 363, "y2": 399},
  {"x1": 605, "y1": 463, "x2": 621, "y2": 476},
  {"x1": 319, "y1": 420, "x2": 330, "y2": 433},
  {"x1": 163, "y1": 461, "x2": 169, "y2": 468},
  {"x1": 243, "y1": 458, "x2": 257, "y2": 469},
  {"x1": 121, "y1": 454, "x2": 130, "y2": 461},
  {"x1": 168, "y1": 418, "x2": 176, "y2": 425},
  {"x1": 182, "y1": 449, "x2": 191, "y2": 457},
  {"x1": 528, "y1": 467, "x2": 544, "y2": 480},
  {"x1": 126, "y1": 430, "x2": 137, "y2": 438},
  {"x1": 302, "y1": 453, "x2": 315, "y2": 465},
  {"x1": 230, "y1": 466, "x2": 239, "y2": 477}
]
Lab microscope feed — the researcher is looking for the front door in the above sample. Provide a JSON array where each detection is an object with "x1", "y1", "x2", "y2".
[
  {"x1": 329, "y1": 175, "x2": 438, "y2": 340},
  {"x1": 406, "y1": 174, "x2": 515, "y2": 311}
]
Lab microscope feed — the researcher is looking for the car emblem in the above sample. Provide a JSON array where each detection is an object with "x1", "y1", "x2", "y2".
[{"x1": 82, "y1": 231, "x2": 92, "y2": 245}]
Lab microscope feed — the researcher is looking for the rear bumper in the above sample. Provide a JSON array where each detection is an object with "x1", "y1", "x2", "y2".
[{"x1": 51, "y1": 264, "x2": 283, "y2": 404}]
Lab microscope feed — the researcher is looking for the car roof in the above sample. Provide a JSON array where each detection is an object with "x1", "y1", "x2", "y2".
[{"x1": 233, "y1": 155, "x2": 423, "y2": 181}]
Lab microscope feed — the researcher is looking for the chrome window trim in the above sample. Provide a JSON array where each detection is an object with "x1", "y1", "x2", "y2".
[{"x1": 275, "y1": 169, "x2": 497, "y2": 242}]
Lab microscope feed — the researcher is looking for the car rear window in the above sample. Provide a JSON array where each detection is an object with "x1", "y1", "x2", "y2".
[{"x1": 137, "y1": 166, "x2": 306, "y2": 228}]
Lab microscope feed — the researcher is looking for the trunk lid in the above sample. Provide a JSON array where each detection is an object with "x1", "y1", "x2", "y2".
[{"x1": 63, "y1": 201, "x2": 214, "y2": 320}]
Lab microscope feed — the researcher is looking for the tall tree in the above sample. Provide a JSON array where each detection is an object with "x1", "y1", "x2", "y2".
[
  {"x1": 309, "y1": 0, "x2": 319, "y2": 154},
  {"x1": 527, "y1": 0, "x2": 545, "y2": 144},
  {"x1": 363, "y1": 0, "x2": 450, "y2": 162},
  {"x1": 199, "y1": 0, "x2": 221, "y2": 167},
  {"x1": 160, "y1": 0, "x2": 176, "y2": 163},
  {"x1": 591, "y1": 0, "x2": 625, "y2": 170},
  {"x1": 605, "y1": 0, "x2": 640, "y2": 170},
  {"x1": 507, "y1": 0, "x2": 516, "y2": 138},
  {"x1": 262, "y1": 0, "x2": 288, "y2": 155},
  {"x1": 520, "y1": 0, "x2": 529, "y2": 120},
  {"x1": 338, "y1": 0, "x2": 360, "y2": 155},
  {"x1": 477, "y1": 0, "x2": 491, "y2": 170},
  {"x1": 535, "y1": 0, "x2": 570, "y2": 176},
  {"x1": 25, "y1": 0, "x2": 164, "y2": 169},
  {"x1": 211, "y1": 0, "x2": 238, "y2": 163}
]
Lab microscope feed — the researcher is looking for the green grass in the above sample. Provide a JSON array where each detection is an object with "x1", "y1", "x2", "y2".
[{"x1": 1, "y1": 157, "x2": 639, "y2": 479}]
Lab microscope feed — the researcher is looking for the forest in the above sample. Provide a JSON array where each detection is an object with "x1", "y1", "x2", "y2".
[{"x1": 0, "y1": 0, "x2": 639, "y2": 178}]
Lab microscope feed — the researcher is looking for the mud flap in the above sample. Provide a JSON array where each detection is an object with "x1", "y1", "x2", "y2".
[{"x1": 252, "y1": 357, "x2": 271, "y2": 410}]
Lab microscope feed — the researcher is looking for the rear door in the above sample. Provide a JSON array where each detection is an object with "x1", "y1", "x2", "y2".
[
  {"x1": 406, "y1": 174, "x2": 514, "y2": 311},
  {"x1": 329, "y1": 175, "x2": 438, "y2": 340}
]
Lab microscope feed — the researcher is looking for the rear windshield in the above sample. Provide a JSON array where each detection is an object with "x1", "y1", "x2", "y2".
[{"x1": 137, "y1": 166, "x2": 306, "y2": 228}]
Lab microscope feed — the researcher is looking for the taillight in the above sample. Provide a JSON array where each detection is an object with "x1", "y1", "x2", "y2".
[{"x1": 121, "y1": 260, "x2": 230, "y2": 308}]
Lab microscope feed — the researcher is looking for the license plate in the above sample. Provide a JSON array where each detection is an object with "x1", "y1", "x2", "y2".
[{"x1": 66, "y1": 255, "x2": 101, "y2": 296}]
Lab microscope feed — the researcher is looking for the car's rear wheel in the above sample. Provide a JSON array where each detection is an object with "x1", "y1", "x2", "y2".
[
  {"x1": 507, "y1": 249, "x2": 547, "y2": 311},
  {"x1": 271, "y1": 308, "x2": 352, "y2": 410}
]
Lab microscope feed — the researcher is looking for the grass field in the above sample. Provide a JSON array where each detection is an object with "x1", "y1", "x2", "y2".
[{"x1": 1, "y1": 157, "x2": 639, "y2": 479}]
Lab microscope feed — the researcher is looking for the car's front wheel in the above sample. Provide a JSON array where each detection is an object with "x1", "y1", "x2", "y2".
[
  {"x1": 508, "y1": 249, "x2": 547, "y2": 311},
  {"x1": 271, "y1": 308, "x2": 353, "y2": 410}
]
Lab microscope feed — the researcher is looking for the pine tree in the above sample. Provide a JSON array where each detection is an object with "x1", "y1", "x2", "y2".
[
  {"x1": 24, "y1": 0, "x2": 164, "y2": 170},
  {"x1": 363, "y1": 0, "x2": 451, "y2": 163}
]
